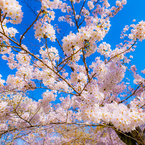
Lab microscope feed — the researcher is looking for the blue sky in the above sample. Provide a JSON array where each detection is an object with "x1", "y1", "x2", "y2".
[{"x1": 0, "y1": 0, "x2": 145, "y2": 93}]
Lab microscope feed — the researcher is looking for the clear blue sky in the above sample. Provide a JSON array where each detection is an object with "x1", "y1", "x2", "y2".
[{"x1": 0, "y1": 0, "x2": 145, "y2": 88}]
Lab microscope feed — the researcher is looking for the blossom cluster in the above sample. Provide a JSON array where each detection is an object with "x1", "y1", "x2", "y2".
[
  {"x1": 0, "y1": 25, "x2": 18, "y2": 54},
  {"x1": 0, "y1": 74, "x2": 5, "y2": 88},
  {"x1": 62, "y1": 18, "x2": 110, "y2": 57},
  {"x1": 0, "y1": 0, "x2": 23, "y2": 24},
  {"x1": 0, "y1": 90, "x2": 144, "y2": 135},
  {"x1": 129, "y1": 20, "x2": 145, "y2": 41},
  {"x1": 90, "y1": 58, "x2": 126, "y2": 97},
  {"x1": 39, "y1": 46, "x2": 59, "y2": 62},
  {"x1": 79, "y1": 100, "x2": 145, "y2": 132},
  {"x1": 97, "y1": 42, "x2": 111, "y2": 57},
  {"x1": 41, "y1": 0, "x2": 61, "y2": 10},
  {"x1": 34, "y1": 20, "x2": 56, "y2": 42}
]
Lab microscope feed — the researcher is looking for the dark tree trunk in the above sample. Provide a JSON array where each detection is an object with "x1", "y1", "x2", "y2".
[{"x1": 116, "y1": 127, "x2": 145, "y2": 145}]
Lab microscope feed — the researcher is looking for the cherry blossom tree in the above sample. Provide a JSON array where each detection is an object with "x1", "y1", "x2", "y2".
[{"x1": 0, "y1": 0, "x2": 145, "y2": 144}]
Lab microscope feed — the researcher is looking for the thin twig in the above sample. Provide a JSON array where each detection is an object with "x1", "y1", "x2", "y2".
[
  {"x1": 20, "y1": 10, "x2": 42, "y2": 45},
  {"x1": 106, "y1": 40, "x2": 137, "y2": 64},
  {"x1": 119, "y1": 85, "x2": 141, "y2": 103}
]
